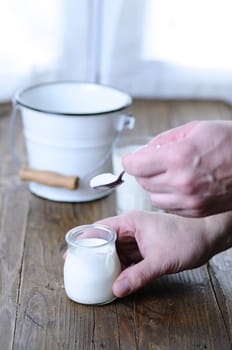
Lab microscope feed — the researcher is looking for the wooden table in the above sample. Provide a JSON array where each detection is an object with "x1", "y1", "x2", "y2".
[{"x1": 0, "y1": 100, "x2": 232, "y2": 349}]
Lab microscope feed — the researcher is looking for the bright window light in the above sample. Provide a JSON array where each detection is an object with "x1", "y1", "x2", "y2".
[
  {"x1": 0, "y1": 0, "x2": 63, "y2": 74},
  {"x1": 142, "y1": 0, "x2": 232, "y2": 70}
]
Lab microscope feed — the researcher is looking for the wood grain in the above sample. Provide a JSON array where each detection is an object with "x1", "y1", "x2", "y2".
[{"x1": 0, "y1": 100, "x2": 232, "y2": 349}]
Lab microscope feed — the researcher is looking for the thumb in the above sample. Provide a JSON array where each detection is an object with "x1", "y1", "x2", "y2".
[{"x1": 113, "y1": 260, "x2": 159, "y2": 298}]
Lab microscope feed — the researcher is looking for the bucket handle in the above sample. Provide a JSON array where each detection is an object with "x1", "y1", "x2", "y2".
[
  {"x1": 82, "y1": 113, "x2": 135, "y2": 182},
  {"x1": 9, "y1": 100, "x2": 134, "y2": 190}
]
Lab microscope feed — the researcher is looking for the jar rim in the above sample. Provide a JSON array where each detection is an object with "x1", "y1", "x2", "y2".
[{"x1": 65, "y1": 224, "x2": 116, "y2": 249}]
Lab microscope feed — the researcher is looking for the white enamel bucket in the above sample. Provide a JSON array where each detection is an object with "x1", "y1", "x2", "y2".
[{"x1": 10, "y1": 81, "x2": 134, "y2": 202}]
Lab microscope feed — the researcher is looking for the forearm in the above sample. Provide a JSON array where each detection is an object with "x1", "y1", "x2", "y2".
[{"x1": 204, "y1": 211, "x2": 232, "y2": 256}]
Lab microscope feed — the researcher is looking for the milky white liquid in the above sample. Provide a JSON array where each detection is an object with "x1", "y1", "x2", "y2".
[
  {"x1": 64, "y1": 238, "x2": 121, "y2": 305},
  {"x1": 90, "y1": 173, "x2": 117, "y2": 188},
  {"x1": 113, "y1": 145, "x2": 153, "y2": 214}
]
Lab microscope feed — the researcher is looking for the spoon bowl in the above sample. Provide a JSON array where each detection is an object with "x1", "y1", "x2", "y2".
[{"x1": 90, "y1": 171, "x2": 125, "y2": 191}]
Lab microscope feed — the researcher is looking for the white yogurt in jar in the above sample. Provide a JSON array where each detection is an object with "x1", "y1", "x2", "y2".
[{"x1": 64, "y1": 228, "x2": 121, "y2": 305}]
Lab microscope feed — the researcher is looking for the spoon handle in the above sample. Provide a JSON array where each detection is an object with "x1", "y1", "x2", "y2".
[{"x1": 118, "y1": 170, "x2": 126, "y2": 181}]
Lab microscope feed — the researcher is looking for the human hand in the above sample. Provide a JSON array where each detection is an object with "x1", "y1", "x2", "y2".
[
  {"x1": 98, "y1": 210, "x2": 232, "y2": 297},
  {"x1": 122, "y1": 120, "x2": 232, "y2": 217}
]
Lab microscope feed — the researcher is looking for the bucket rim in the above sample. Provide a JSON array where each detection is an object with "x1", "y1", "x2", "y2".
[{"x1": 14, "y1": 80, "x2": 132, "y2": 116}]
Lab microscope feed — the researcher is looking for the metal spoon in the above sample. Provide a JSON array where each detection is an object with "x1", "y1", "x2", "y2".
[{"x1": 90, "y1": 170, "x2": 125, "y2": 190}]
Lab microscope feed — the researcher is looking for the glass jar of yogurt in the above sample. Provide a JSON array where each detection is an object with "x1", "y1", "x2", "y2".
[{"x1": 64, "y1": 224, "x2": 121, "y2": 305}]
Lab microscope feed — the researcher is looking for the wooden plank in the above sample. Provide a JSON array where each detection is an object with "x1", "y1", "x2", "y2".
[
  {"x1": 129, "y1": 100, "x2": 232, "y2": 139},
  {"x1": 208, "y1": 249, "x2": 232, "y2": 344},
  {"x1": 92, "y1": 303, "x2": 120, "y2": 349},
  {"x1": 130, "y1": 268, "x2": 230, "y2": 349},
  {"x1": 0, "y1": 100, "x2": 29, "y2": 350},
  {"x1": 12, "y1": 197, "x2": 87, "y2": 349},
  {"x1": 0, "y1": 185, "x2": 29, "y2": 350}
]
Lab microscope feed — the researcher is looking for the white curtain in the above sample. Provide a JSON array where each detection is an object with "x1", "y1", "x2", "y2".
[
  {"x1": 100, "y1": 0, "x2": 232, "y2": 103},
  {"x1": 0, "y1": 0, "x2": 93, "y2": 102},
  {"x1": 1, "y1": 0, "x2": 232, "y2": 103}
]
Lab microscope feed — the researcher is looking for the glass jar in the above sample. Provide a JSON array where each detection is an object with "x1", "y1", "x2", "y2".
[
  {"x1": 113, "y1": 135, "x2": 154, "y2": 214},
  {"x1": 64, "y1": 224, "x2": 121, "y2": 305}
]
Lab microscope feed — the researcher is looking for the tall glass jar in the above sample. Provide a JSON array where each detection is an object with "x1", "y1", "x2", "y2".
[
  {"x1": 64, "y1": 224, "x2": 121, "y2": 305},
  {"x1": 113, "y1": 135, "x2": 154, "y2": 214}
]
